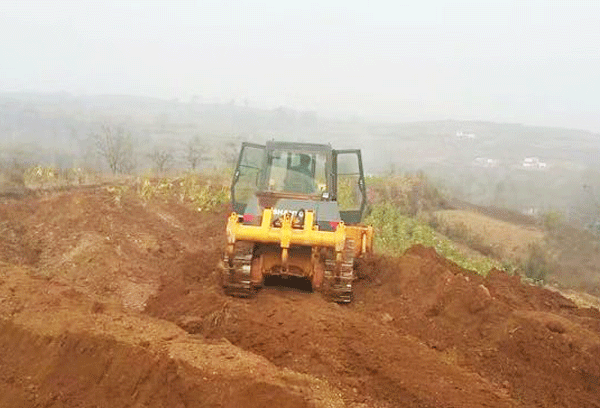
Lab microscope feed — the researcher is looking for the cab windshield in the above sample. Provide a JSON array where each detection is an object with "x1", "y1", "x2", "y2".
[{"x1": 265, "y1": 150, "x2": 328, "y2": 195}]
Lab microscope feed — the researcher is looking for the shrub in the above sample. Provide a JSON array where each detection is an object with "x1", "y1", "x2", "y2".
[
  {"x1": 366, "y1": 174, "x2": 447, "y2": 216},
  {"x1": 541, "y1": 210, "x2": 564, "y2": 232},
  {"x1": 521, "y1": 242, "x2": 552, "y2": 283}
]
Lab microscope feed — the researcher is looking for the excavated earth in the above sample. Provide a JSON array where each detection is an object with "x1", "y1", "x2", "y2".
[{"x1": 0, "y1": 187, "x2": 599, "y2": 407}]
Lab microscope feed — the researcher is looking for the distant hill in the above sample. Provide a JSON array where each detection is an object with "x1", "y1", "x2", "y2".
[{"x1": 1, "y1": 92, "x2": 600, "y2": 224}]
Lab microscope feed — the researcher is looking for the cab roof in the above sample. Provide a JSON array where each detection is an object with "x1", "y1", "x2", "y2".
[{"x1": 265, "y1": 141, "x2": 332, "y2": 153}]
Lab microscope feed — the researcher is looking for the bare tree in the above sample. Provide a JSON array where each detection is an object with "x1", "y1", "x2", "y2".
[
  {"x1": 185, "y1": 135, "x2": 206, "y2": 170},
  {"x1": 148, "y1": 147, "x2": 174, "y2": 174},
  {"x1": 0, "y1": 146, "x2": 32, "y2": 195},
  {"x1": 89, "y1": 124, "x2": 135, "y2": 174}
]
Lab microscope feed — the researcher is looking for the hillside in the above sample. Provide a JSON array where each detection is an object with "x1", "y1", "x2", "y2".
[
  {"x1": 1, "y1": 183, "x2": 599, "y2": 407},
  {"x1": 2, "y1": 92, "x2": 600, "y2": 225}
]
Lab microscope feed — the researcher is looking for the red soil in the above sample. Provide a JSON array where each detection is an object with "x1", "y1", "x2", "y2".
[{"x1": 1, "y1": 187, "x2": 599, "y2": 407}]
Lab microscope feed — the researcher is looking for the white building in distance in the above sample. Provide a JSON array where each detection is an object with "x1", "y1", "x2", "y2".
[{"x1": 522, "y1": 157, "x2": 547, "y2": 169}]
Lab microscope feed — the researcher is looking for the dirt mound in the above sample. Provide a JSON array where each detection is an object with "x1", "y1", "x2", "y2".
[
  {"x1": 364, "y1": 245, "x2": 600, "y2": 407},
  {"x1": 0, "y1": 188, "x2": 225, "y2": 309},
  {"x1": 0, "y1": 200, "x2": 41, "y2": 265},
  {"x1": 0, "y1": 265, "x2": 342, "y2": 408},
  {"x1": 148, "y1": 242, "x2": 600, "y2": 407},
  {"x1": 1, "y1": 187, "x2": 600, "y2": 407}
]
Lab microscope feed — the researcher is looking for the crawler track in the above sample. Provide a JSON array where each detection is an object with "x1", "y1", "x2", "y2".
[
  {"x1": 223, "y1": 245, "x2": 255, "y2": 298},
  {"x1": 324, "y1": 239, "x2": 355, "y2": 303}
]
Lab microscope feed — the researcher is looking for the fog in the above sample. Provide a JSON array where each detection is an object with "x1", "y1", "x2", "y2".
[
  {"x1": 2, "y1": 1, "x2": 600, "y2": 228},
  {"x1": 1, "y1": 0, "x2": 599, "y2": 131}
]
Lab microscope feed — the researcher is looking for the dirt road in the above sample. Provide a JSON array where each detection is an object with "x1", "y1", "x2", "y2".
[{"x1": 1, "y1": 187, "x2": 599, "y2": 407}]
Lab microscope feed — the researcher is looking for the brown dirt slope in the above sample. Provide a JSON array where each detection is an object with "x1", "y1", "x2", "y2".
[
  {"x1": 0, "y1": 264, "x2": 340, "y2": 408},
  {"x1": 1, "y1": 186, "x2": 599, "y2": 407}
]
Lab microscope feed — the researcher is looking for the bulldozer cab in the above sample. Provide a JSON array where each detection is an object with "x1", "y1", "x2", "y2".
[
  {"x1": 231, "y1": 141, "x2": 367, "y2": 223},
  {"x1": 265, "y1": 146, "x2": 329, "y2": 196}
]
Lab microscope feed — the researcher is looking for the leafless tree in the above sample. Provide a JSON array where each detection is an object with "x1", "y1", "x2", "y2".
[
  {"x1": 148, "y1": 147, "x2": 174, "y2": 174},
  {"x1": 0, "y1": 158, "x2": 25, "y2": 187},
  {"x1": 185, "y1": 136, "x2": 206, "y2": 170},
  {"x1": 89, "y1": 124, "x2": 135, "y2": 174},
  {"x1": 0, "y1": 146, "x2": 32, "y2": 195}
]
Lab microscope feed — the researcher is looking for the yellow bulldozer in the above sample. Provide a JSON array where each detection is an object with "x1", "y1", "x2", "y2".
[{"x1": 222, "y1": 141, "x2": 373, "y2": 303}]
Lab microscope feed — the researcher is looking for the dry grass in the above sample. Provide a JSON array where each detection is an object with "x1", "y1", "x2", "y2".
[
  {"x1": 547, "y1": 286, "x2": 600, "y2": 310},
  {"x1": 434, "y1": 210, "x2": 544, "y2": 261}
]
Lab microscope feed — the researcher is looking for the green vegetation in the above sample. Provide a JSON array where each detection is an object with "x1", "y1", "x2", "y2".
[
  {"x1": 364, "y1": 174, "x2": 570, "y2": 282},
  {"x1": 337, "y1": 176, "x2": 360, "y2": 211},
  {"x1": 541, "y1": 210, "x2": 565, "y2": 232},
  {"x1": 521, "y1": 242, "x2": 552, "y2": 283},
  {"x1": 366, "y1": 201, "x2": 504, "y2": 276},
  {"x1": 176, "y1": 172, "x2": 229, "y2": 210},
  {"x1": 366, "y1": 173, "x2": 447, "y2": 216},
  {"x1": 135, "y1": 172, "x2": 229, "y2": 211}
]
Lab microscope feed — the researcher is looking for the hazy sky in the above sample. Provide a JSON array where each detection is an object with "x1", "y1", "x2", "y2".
[{"x1": 1, "y1": 0, "x2": 599, "y2": 131}]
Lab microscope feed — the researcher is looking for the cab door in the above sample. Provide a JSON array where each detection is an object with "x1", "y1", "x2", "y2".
[
  {"x1": 231, "y1": 142, "x2": 265, "y2": 214},
  {"x1": 333, "y1": 149, "x2": 367, "y2": 223}
]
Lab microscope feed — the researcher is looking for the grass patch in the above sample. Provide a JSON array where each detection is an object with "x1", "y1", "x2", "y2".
[
  {"x1": 135, "y1": 172, "x2": 229, "y2": 211},
  {"x1": 366, "y1": 202, "x2": 506, "y2": 276}
]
